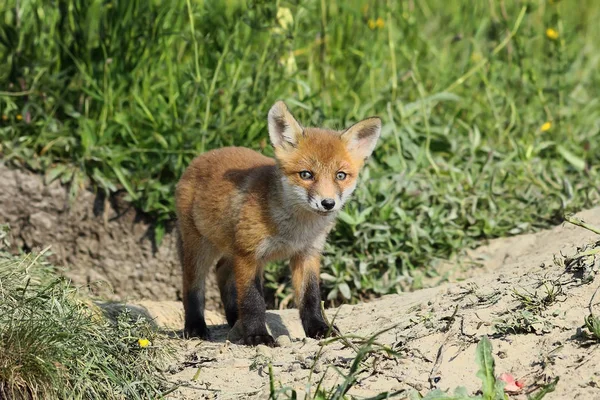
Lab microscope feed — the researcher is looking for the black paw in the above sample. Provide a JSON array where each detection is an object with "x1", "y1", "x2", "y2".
[
  {"x1": 306, "y1": 321, "x2": 338, "y2": 339},
  {"x1": 243, "y1": 333, "x2": 275, "y2": 347},
  {"x1": 184, "y1": 320, "x2": 209, "y2": 339}
]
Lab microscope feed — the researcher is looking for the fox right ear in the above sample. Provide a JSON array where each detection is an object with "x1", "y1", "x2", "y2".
[{"x1": 268, "y1": 101, "x2": 304, "y2": 149}]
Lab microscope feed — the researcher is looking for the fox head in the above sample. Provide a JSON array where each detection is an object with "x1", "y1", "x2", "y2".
[{"x1": 267, "y1": 101, "x2": 381, "y2": 216}]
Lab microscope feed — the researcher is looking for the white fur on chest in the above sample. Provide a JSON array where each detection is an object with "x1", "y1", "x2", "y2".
[{"x1": 256, "y1": 207, "x2": 335, "y2": 261}]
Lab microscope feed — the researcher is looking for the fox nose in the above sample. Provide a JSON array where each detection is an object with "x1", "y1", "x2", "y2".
[{"x1": 321, "y1": 198, "x2": 336, "y2": 210}]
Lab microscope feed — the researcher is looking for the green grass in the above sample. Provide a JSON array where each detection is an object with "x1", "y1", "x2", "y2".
[
  {"x1": 0, "y1": 240, "x2": 169, "y2": 399},
  {"x1": 1, "y1": 0, "x2": 599, "y2": 305}
]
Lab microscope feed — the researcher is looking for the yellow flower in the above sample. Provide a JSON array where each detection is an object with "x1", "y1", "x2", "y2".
[
  {"x1": 138, "y1": 338, "x2": 150, "y2": 348},
  {"x1": 546, "y1": 28, "x2": 559, "y2": 40},
  {"x1": 540, "y1": 121, "x2": 552, "y2": 132},
  {"x1": 16, "y1": 114, "x2": 22, "y2": 121},
  {"x1": 368, "y1": 17, "x2": 384, "y2": 30}
]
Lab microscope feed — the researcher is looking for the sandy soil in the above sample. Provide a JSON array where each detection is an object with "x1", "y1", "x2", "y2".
[{"x1": 134, "y1": 207, "x2": 600, "y2": 400}]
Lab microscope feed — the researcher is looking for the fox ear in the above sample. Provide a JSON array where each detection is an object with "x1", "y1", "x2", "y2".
[
  {"x1": 341, "y1": 117, "x2": 382, "y2": 161},
  {"x1": 268, "y1": 101, "x2": 304, "y2": 149}
]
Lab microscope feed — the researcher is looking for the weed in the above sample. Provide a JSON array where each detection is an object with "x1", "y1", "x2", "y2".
[
  {"x1": 494, "y1": 310, "x2": 551, "y2": 335},
  {"x1": 581, "y1": 285, "x2": 600, "y2": 343},
  {"x1": 0, "y1": 249, "x2": 171, "y2": 399},
  {"x1": 454, "y1": 283, "x2": 502, "y2": 308},
  {"x1": 512, "y1": 280, "x2": 565, "y2": 314}
]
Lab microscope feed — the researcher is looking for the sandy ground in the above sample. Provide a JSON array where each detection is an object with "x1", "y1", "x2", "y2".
[{"x1": 132, "y1": 207, "x2": 600, "y2": 400}]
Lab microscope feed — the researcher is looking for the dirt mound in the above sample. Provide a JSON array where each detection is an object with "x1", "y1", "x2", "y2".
[
  {"x1": 0, "y1": 163, "x2": 221, "y2": 310},
  {"x1": 139, "y1": 207, "x2": 600, "y2": 399}
]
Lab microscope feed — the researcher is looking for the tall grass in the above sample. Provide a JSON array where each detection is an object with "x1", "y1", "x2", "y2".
[
  {"x1": 0, "y1": 241, "x2": 169, "y2": 399},
  {"x1": 1, "y1": 0, "x2": 599, "y2": 304}
]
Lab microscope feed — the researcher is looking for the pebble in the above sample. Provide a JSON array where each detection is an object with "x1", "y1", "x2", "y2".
[
  {"x1": 276, "y1": 335, "x2": 292, "y2": 347},
  {"x1": 256, "y1": 344, "x2": 272, "y2": 358}
]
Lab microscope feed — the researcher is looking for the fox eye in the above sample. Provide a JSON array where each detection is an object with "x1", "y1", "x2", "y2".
[
  {"x1": 336, "y1": 172, "x2": 347, "y2": 180},
  {"x1": 299, "y1": 170, "x2": 313, "y2": 180}
]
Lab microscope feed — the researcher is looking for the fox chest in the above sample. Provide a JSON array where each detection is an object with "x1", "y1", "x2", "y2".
[{"x1": 255, "y1": 218, "x2": 333, "y2": 262}]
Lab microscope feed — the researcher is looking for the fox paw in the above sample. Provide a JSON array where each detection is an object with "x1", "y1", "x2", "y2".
[
  {"x1": 243, "y1": 334, "x2": 275, "y2": 347},
  {"x1": 184, "y1": 321, "x2": 209, "y2": 340},
  {"x1": 306, "y1": 322, "x2": 339, "y2": 339}
]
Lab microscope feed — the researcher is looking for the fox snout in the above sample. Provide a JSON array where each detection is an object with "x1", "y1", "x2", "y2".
[
  {"x1": 321, "y1": 198, "x2": 336, "y2": 210},
  {"x1": 307, "y1": 179, "x2": 344, "y2": 213},
  {"x1": 309, "y1": 193, "x2": 339, "y2": 213}
]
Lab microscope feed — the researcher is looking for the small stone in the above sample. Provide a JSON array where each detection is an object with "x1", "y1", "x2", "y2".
[
  {"x1": 256, "y1": 344, "x2": 272, "y2": 358},
  {"x1": 313, "y1": 360, "x2": 323, "y2": 373},
  {"x1": 29, "y1": 211, "x2": 54, "y2": 231},
  {"x1": 289, "y1": 362, "x2": 301, "y2": 372},
  {"x1": 276, "y1": 335, "x2": 292, "y2": 347}
]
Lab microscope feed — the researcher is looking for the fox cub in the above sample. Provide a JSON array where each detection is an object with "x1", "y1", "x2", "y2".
[{"x1": 175, "y1": 101, "x2": 381, "y2": 346}]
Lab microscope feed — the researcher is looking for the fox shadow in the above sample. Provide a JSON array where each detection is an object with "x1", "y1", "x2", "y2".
[{"x1": 95, "y1": 301, "x2": 293, "y2": 344}]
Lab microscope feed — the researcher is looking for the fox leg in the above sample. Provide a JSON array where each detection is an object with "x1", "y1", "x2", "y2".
[
  {"x1": 178, "y1": 229, "x2": 220, "y2": 339},
  {"x1": 234, "y1": 255, "x2": 274, "y2": 346},
  {"x1": 216, "y1": 257, "x2": 238, "y2": 327},
  {"x1": 290, "y1": 252, "x2": 337, "y2": 339}
]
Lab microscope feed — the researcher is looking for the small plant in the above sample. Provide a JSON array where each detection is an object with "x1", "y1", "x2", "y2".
[
  {"x1": 581, "y1": 284, "x2": 600, "y2": 343},
  {"x1": 494, "y1": 310, "x2": 550, "y2": 335},
  {"x1": 583, "y1": 314, "x2": 600, "y2": 342},
  {"x1": 511, "y1": 280, "x2": 565, "y2": 314}
]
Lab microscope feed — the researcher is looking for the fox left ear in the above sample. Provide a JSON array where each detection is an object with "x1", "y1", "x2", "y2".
[
  {"x1": 268, "y1": 101, "x2": 304, "y2": 150},
  {"x1": 341, "y1": 117, "x2": 382, "y2": 161}
]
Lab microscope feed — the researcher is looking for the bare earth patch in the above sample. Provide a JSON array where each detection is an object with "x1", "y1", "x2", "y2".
[
  {"x1": 0, "y1": 163, "x2": 222, "y2": 311},
  {"x1": 137, "y1": 208, "x2": 600, "y2": 399}
]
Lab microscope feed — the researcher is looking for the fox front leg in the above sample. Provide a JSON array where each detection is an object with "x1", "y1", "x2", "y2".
[
  {"x1": 290, "y1": 253, "x2": 338, "y2": 339},
  {"x1": 234, "y1": 255, "x2": 275, "y2": 346}
]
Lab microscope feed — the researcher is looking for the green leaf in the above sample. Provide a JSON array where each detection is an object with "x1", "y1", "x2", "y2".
[
  {"x1": 320, "y1": 273, "x2": 337, "y2": 282},
  {"x1": 92, "y1": 168, "x2": 117, "y2": 192},
  {"x1": 339, "y1": 283, "x2": 351, "y2": 299},
  {"x1": 556, "y1": 145, "x2": 585, "y2": 171},
  {"x1": 154, "y1": 223, "x2": 165, "y2": 248},
  {"x1": 45, "y1": 164, "x2": 67, "y2": 185},
  {"x1": 153, "y1": 132, "x2": 169, "y2": 149},
  {"x1": 475, "y1": 336, "x2": 502, "y2": 400},
  {"x1": 420, "y1": 387, "x2": 478, "y2": 400},
  {"x1": 338, "y1": 211, "x2": 357, "y2": 226},
  {"x1": 110, "y1": 164, "x2": 139, "y2": 200},
  {"x1": 527, "y1": 377, "x2": 558, "y2": 400}
]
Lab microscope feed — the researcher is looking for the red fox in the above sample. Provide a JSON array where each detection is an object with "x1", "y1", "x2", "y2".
[{"x1": 175, "y1": 101, "x2": 381, "y2": 346}]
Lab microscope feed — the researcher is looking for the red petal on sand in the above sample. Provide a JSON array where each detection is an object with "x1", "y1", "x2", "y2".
[{"x1": 499, "y1": 373, "x2": 523, "y2": 392}]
